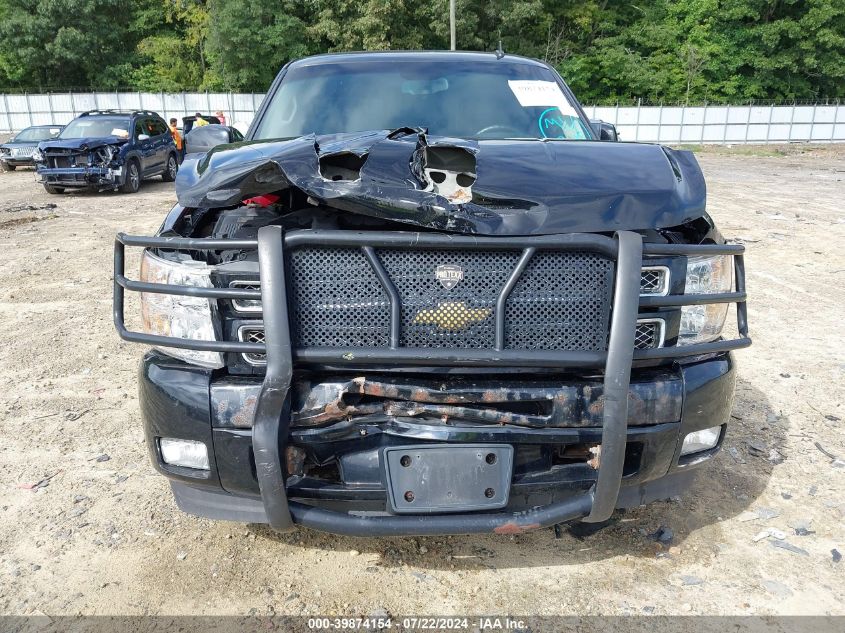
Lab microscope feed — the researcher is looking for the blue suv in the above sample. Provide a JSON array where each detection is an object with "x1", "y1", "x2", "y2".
[{"x1": 35, "y1": 110, "x2": 178, "y2": 194}]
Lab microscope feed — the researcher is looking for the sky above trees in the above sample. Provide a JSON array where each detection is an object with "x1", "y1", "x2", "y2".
[{"x1": 0, "y1": 0, "x2": 842, "y2": 103}]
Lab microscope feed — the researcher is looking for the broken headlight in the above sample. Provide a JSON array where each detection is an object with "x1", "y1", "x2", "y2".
[
  {"x1": 31, "y1": 148, "x2": 44, "y2": 162},
  {"x1": 139, "y1": 250, "x2": 223, "y2": 368},
  {"x1": 94, "y1": 145, "x2": 121, "y2": 166},
  {"x1": 678, "y1": 254, "x2": 733, "y2": 346}
]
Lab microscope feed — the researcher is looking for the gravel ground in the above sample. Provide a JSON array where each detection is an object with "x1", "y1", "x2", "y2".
[{"x1": 0, "y1": 145, "x2": 843, "y2": 617}]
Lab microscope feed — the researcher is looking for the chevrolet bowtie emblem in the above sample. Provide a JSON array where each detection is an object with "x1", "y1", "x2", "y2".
[
  {"x1": 414, "y1": 302, "x2": 492, "y2": 331},
  {"x1": 435, "y1": 264, "x2": 463, "y2": 289}
]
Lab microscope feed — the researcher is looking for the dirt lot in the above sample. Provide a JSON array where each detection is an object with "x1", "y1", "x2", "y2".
[{"x1": 0, "y1": 145, "x2": 843, "y2": 617}]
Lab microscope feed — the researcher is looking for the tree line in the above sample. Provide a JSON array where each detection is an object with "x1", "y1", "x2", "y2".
[{"x1": 0, "y1": 0, "x2": 842, "y2": 104}]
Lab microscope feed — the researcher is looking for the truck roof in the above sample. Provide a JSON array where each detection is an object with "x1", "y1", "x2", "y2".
[{"x1": 288, "y1": 50, "x2": 549, "y2": 69}]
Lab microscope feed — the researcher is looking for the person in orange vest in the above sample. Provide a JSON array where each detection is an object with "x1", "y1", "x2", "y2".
[{"x1": 169, "y1": 118, "x2": 184, "y2": 162}]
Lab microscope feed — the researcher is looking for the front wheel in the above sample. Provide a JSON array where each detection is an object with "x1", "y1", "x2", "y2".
[
  {"x1": 120, "y1": 160, "x2": 141, "y2": 194},
  {"x1": 1, "y1": 162, "x2": 16, "y2": 172},
  {"x1": 161, "y1": 153, "x2": 178, "y2": 182},
  {"x1": 44, "y1": 184, "x2": 64, "y2": 194}
]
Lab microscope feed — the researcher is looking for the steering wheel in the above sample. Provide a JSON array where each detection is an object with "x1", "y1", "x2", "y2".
[{"x1": 474, "y1": 124, "x2": 524, "y2": 139}]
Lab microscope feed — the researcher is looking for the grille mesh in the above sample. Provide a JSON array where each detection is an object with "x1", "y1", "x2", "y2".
[
  {"x1": 285, "y1": 247, "x2": 614, "y2": 352},
  {"x1": 240, "y1": 327, "x2": 266, "y2": 364},
  {"x1": 504, "y1": 252, "x2": 614, "y2": 351},
  {"x1": 288, "y1": 248, "x2": 390, "y2": 347},
  {"x1": 234, "y1": 265, "x2": 665, "y2": 314},
  {"x1": 230, "y1": 281, "x2": 262, "y2": 312},
  {"x1": 634, "y1": 320, "x2": 663, "y2": 350},
  {"x1": 377, "y1": 249, "x2": 520, "y2": 349},
  {"x1": 242, "y1": 248, "x2": 666, "y2": 360},
  {"x1": 242, "y1": 318, "x2": 661, "y2": 364},
  {"x1": 640, "y1": 267, "x2": 667, "y2": 294}
]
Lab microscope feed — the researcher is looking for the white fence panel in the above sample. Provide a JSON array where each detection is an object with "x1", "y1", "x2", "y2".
[
  {"x1": 139, "y1": 93, "x2": 164, "y2": 112},
  {"x1": 72, "y1": 93, "x2": 97, "y2": 112},
  {"x1": 96, "y1": 93, "x2": 121, "y2": 109},
  {"x1": 1, "y1": 92, "x2": 843, "y2": 143},
  {"x1": 182, "y1": 93, "x2": 208, "y2": 112},
  {"x1": 232, "y1": 93, "x2": 256, "y2": 111}
]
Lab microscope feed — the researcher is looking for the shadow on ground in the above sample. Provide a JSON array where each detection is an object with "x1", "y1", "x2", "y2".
[
  {"x1": 30, "y1": 176, "x2": 174, "y2": 198},
  {"x1": 252, "y1": 377, "x2": 784, "y2": 570}
]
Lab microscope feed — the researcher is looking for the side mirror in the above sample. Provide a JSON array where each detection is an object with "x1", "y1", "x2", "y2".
[
  {"x1": 184, "y1": 124, "x2": 233, "y2": 155},
  {"x1": 137, "y1": 134, "x2": 150, "y2": 141},
  {"x1": 590, "y1": 120, "x2": 619, "y2": 142}
]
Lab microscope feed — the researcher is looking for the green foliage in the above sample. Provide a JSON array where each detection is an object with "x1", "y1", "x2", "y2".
[
  {"x1": 0, "y1": 0, "x2": 842, "y2": 102},
  {"x1": 205, "y1": 0, "x2": 311, "y2": 91},
  {"x1": 0, "y1": 0, "x2": 141, "y2": 89},
  {"x1": 132, "y1": 0, "x2": 210, "y2": 91}
]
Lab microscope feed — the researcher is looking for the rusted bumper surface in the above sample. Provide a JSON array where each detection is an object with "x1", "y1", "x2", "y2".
[{"x1": 212, "y1": 373, "x2": 683, "y2": 430}]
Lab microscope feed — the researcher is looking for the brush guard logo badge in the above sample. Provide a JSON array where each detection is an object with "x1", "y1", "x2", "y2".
[{"x1": 435, "y1": 264, "x2": 463, "y2": 290}]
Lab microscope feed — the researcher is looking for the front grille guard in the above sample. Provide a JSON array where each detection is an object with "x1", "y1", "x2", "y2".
[{"x1": 114, "y1": 228, "x2": 750, "y2": 536}]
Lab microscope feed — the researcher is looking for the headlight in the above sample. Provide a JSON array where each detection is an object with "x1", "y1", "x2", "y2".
[
  {"x1": 140, "y1": 250, "x2": 223, "y2": 368},
  {"x1": 0, "y1": 147, "x2": 10, "y2": 156},
  {"x1": 32, "y1": 148, "x2": 44, "y2": 162},
  {"x1": 93, "y1": 145, "x2": 121, "y2": 166},
  {"x1": 678, "y1": 255, "x2": 733, "y2": 346}
]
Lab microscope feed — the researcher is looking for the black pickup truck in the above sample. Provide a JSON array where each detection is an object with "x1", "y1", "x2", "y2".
[{"x1": 113, "y1": 51, "x2": 750, "y2": 537}]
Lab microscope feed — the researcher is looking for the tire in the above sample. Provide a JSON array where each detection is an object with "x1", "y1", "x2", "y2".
[
  {"x1": 44, "y1": 184, "x2": 64, "y2": 194},
  {"x1": 120, "y1": 159, "x2": 141, "y2": 194},
  {"x1": 161, "y1": 153, "x2": 178, "y2": 182},
  {"x1": 1, "y1": 162, "x2": 15, "y2": 172}
]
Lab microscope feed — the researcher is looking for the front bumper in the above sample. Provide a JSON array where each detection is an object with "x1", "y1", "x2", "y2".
[
  {"x1": 115, "y1": 227, "x2": 750, "y2": 536},
  {"x1": 140, "y1": 349, "x2": 736, "y2": 533},
  {"x1": 1, "y1": 156, "x2": 35, "y2": 167},
  {"x1": 37, "y1": 165, "x2": 123, "y2": 188}
]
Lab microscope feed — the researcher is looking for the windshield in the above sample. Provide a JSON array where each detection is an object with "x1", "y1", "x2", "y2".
[
  {"x1": 13, "y1": 127, "x2": 61, "y2": 142},
  {"x1": 59, "y1": 116, "x2": 131, "y2": 140},
  {"x1": 254, "y1": 59, "x2": 592, "y2": 141}
]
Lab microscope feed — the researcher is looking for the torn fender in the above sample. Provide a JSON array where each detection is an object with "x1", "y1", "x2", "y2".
[{"x1": 175, "y1": 129, "x2": 706, "y2": 235}]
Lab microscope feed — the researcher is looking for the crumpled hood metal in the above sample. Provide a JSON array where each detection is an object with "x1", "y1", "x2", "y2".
[
  {"x1": 175, "y1": 130, "x2": 706, "y2": 235},
  {"x1": 38, "y1": 136, "x2": 128, "y2": 152}
]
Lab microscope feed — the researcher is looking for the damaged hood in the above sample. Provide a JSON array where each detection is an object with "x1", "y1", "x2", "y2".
[
  {"x1": 175, "y1": 129, "x2": 706, "y2": 235},
  {"x1": 38, "y1": 136, "x2": 128, "y2": 152}
]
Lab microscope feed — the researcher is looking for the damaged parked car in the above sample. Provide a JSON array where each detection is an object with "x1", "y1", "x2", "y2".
[
  {"x1": 113, "y1": 52, "x2": 751, "y2": 536},
  {"x1": 0, "y1": 124, "x2": 63, "y2": 171},
  {"x1": 35, "y1": 109, "x2": 178, "y2": 194}
]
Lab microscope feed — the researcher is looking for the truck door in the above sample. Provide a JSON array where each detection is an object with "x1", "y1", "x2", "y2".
[
  {"x1": 150, "y1": 117, "x2": 171, "y2": 171},
  {"x1": 134, "y1": 118, "x2": 156, "y2": 174}
]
